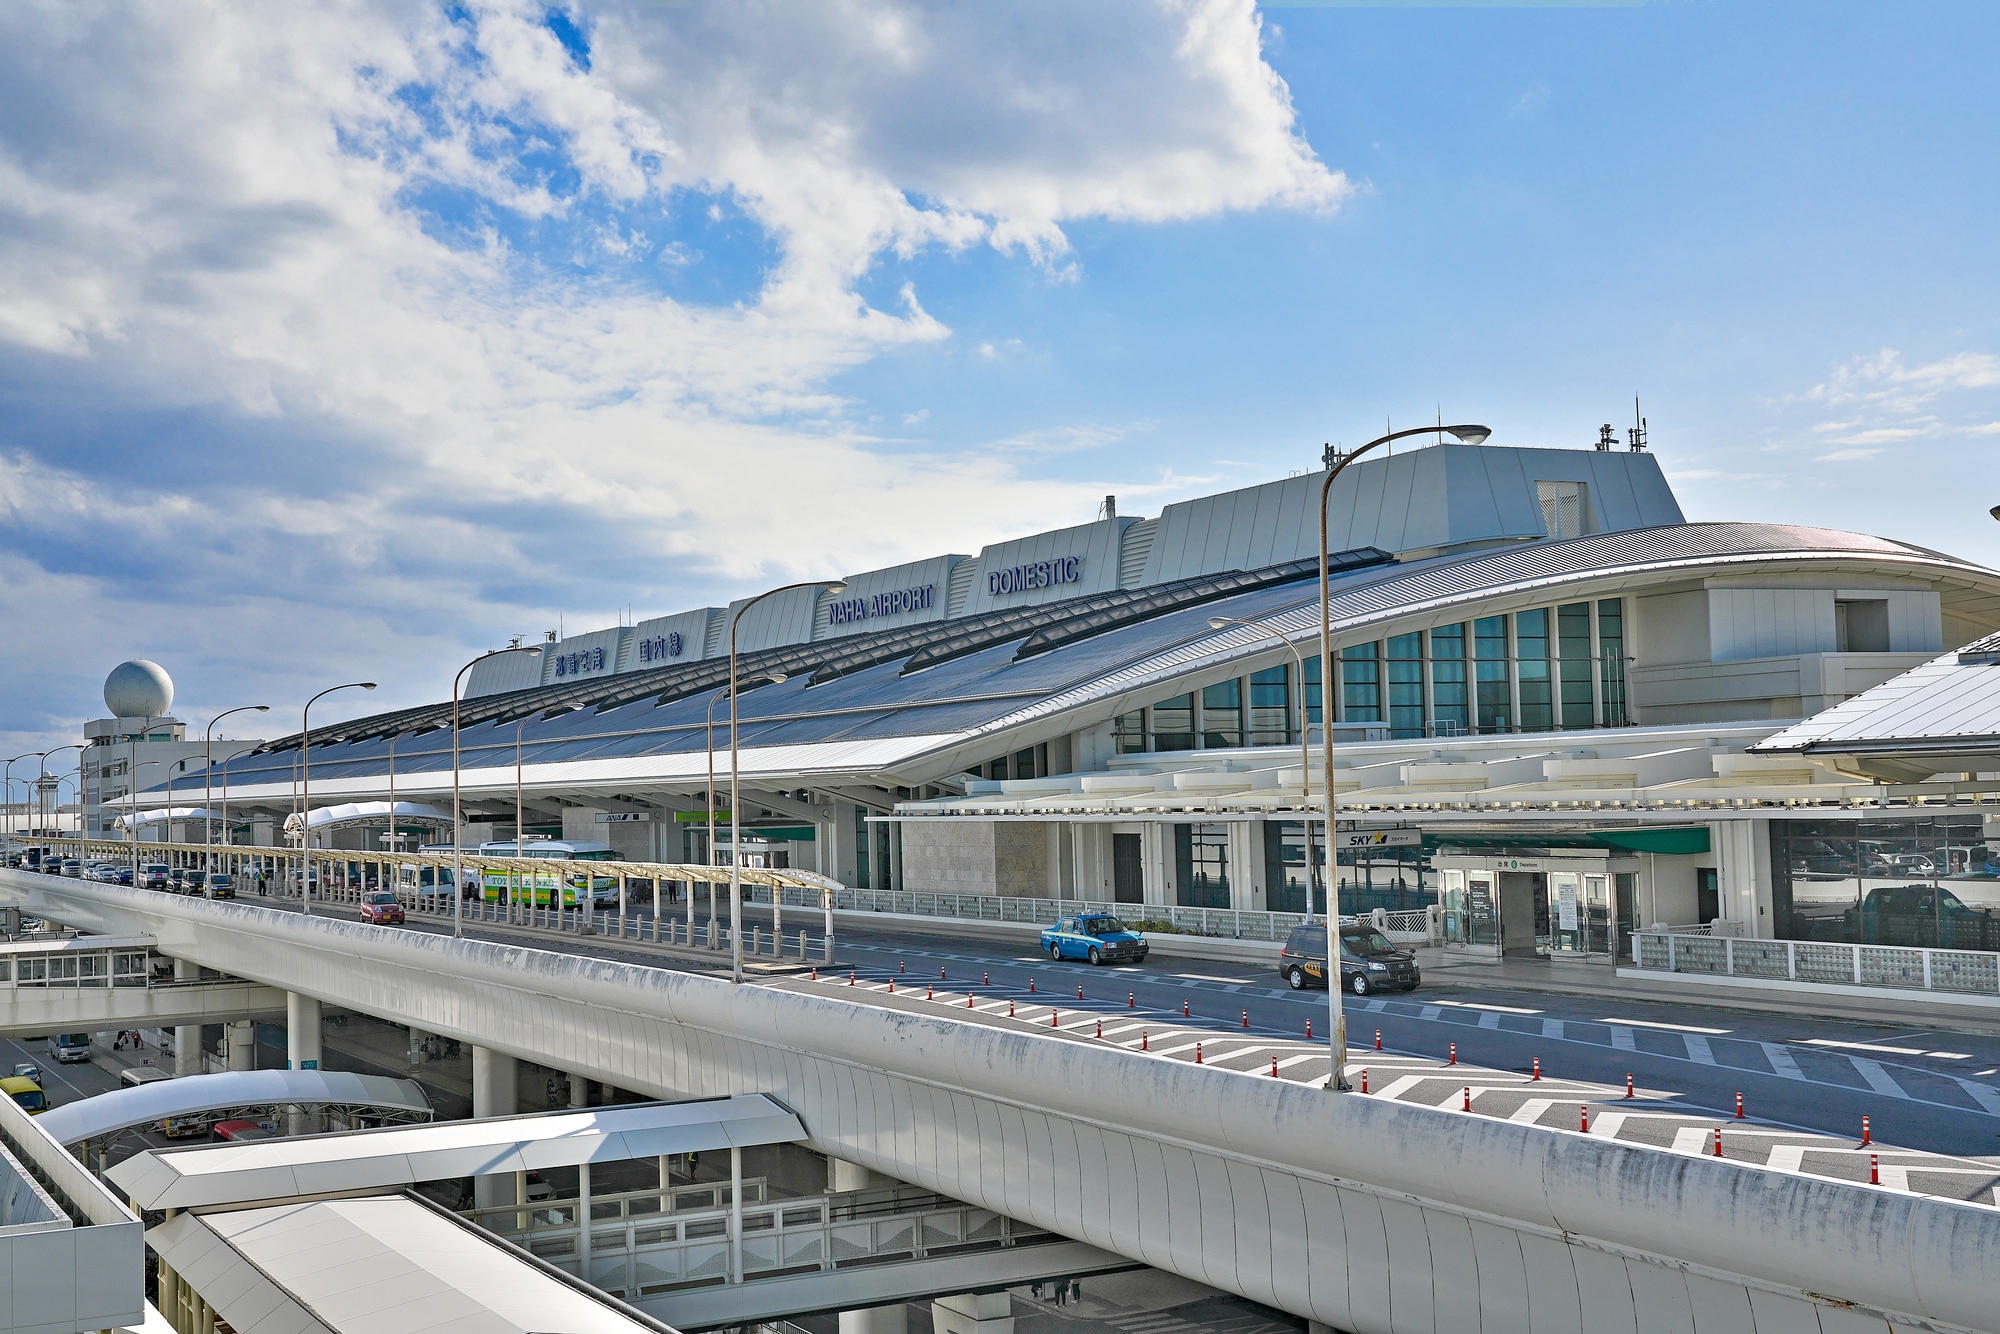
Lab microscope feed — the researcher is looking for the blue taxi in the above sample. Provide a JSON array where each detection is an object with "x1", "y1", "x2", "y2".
[{"x1": 1040, "y1": 913, "x2": 1148, "y2": 966}]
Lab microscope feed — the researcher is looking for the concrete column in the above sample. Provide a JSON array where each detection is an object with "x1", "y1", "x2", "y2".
[
  {"x1": 728, "y1": 1145, "x2": 742, "y2": 1283},
  {"x1": 932, "y1": 1293, "x2": 1013, "y2": 1334},
  {"x1": 577, "y1": 1160, "x2": 593, "y2": 1282},
  {"x1": 408, "y1": 1027, "x2": 423, "y2": 1067},
  {"x1": 570, "y1": 1073, "x2": 590, "y2": 1109},
  {"x1": 285, "y1": 993, "x2": 321, "y2": 1070},
  {"x1": 284, "y1": 992, "x2": 322, "y2": 1136},
  {"x1": 840, "y1": 1306, "x2": 908, "y2": 1334},
  {"x1": 173, "y1": 958, "x2": 201, "y2": 1078},
  {"x1": 226, "y1": 1021, "x2": 254, "y2": 1072},
  {"x1": 471, "y1": 1044, "x2": 520, "y2": 1212},
  {"x1": 828, "y1": 1157, "x2": 893, "y2": 1192}
]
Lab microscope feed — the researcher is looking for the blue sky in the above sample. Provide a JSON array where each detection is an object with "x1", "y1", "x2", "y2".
[{"x1": 0, "y1": 0, "x2": 1994, "y2": 753}]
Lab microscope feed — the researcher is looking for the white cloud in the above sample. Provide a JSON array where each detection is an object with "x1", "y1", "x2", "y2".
[
  {"x1": 1814, "y1": 448, "x2": 1883, "y2": 463},
  {"x1": 0, "y1": 0, "x2": 1343, "y2": 741}
]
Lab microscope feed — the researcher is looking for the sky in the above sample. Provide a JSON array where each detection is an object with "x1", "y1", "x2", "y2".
[{"x1": 0, "y1": 0, "x2": 1996, "y2": 756}]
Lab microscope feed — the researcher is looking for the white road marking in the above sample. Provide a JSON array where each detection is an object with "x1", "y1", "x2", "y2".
[
  {"x1": 1541, "y1": 1018, "x2": 1565, "y2": 1040},
  {"x1": 1850, "y1": 1058, "x2": 1908, "y2": 1099},
  {"x1": 1478, "y1": 1013, "x2": 1500, "y2": 1030},
  {"x1": 1610, "y1": 1027, "x2": 1636, "y2": 1051},
  {"x1": 1953, "y1": 1078, "x2": 2000, "y2": 1115},
  {"x1": 1510, "y1": 1098, "x2": 1558, "y2": 1124},
  {"x1": 1421, "y1": 1006, "x2": 1441, "y2": 1020},
  {"x1": 1760, "y1": 1042, "x2": 1805, "y2": 1080},
  {"x1": 1684, "y1": 1034, "x2": 1716, "y2": 1065}
]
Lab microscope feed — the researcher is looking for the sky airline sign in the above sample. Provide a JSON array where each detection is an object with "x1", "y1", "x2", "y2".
[
  {"x1": 988, "y1": 555, "x2": 1083, "y2": 596},
  {"x1": 827, "y1": 583, "x2": 936, "y2": 626}
]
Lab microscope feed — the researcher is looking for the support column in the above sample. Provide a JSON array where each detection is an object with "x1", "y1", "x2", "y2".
[
  {"x1": 577, "y1": 1160, "x2": 593, "y2": 1283},
  {"x1": 932, "y1": 1293, "x2": 1014, "y2": 1334},
  {"x1": 840, "y1": 1307, "x2": 908, "y2": 1334},
  {"x1": 472, "y1": 1045, "x2": 519, "y2": 1211},
  {"x1": 570, "y1": 1073, "x2": 590, "y2": 1109},
  {"x1": 729, "y1": 1144, "x2": 743, "y2": 1283},
  {"x1": 285, "y1": 992, "x2": 322, "y2": 1135},
  {"x1": 173, "y1": 958, "x2": 201, "y2": 1078},
  {"x1": 226, "y1": 1021, "x2": 254, "y2": 1072},
  {"x1": 408, "y1": 1027, "x2": 423, "y2": 1067}
]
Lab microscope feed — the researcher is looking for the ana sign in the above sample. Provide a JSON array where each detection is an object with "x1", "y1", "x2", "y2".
[
  {"x1": 827, "y1": 584, "x2": 936, "y2": 626},
  {"x1": 595, "y1": 811, "x2": 653, "y2": 823},
  {"x1": 987, "y1": 555, "x2": 1083, "y2": 596},
  {"x1": 1336, "y1": 829, "x2": 1421, "y2": 850}
]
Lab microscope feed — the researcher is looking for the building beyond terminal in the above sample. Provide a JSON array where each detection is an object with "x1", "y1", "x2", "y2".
[{"x1": 126, "y1": 433, "x2": 2000, "y2": 968}]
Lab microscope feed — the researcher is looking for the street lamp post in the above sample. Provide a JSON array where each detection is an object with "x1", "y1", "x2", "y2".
[
  {"x1": 39, "y1": 746, "x2": 82, "y2": 846},
  {"x1": 451, "y1": 646, "x2": 544, "y2": 938},
  {"x1": 300, "y1": 682, "x2": 376, "y2": 914},
  {"x1": 1316, "y1": 422, "x2": 1489, "y2": 1089},
  {"x1": 204, "y1": 706, "x2": 271, "y2": 876},
  {"x1": 1208, "y1": 615, "x2": 1319, "y2": 923},
  {"x1": 127, "y1": 760, "x2": 164, "y2": 878},
  {"x1": 213, "y1": 744, "x2": 260, "y2": 885},
  {"x1": 728, "y1": 581, "x2": 844, "y2": 983},
  {"x1": 3, "y1": 754, "x2": 41, "y2": 852},
  {"x1": 704, "y1": 673, "x2": 788, "y2": 955}
]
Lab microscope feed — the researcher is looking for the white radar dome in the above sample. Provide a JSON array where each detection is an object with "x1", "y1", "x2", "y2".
[{"x1": 104, "y1": 660, "x2": 174, "y2": 720}]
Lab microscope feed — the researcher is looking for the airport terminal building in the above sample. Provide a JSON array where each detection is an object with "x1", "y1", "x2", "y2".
[{"x1": 134, "y1": 435, "x2": 2000, "y2": 967}]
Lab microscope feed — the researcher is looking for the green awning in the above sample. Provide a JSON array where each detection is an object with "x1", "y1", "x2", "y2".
[
  {"x1": 1589, "y1": 827, "x2": 1710, "y2": 856},
  {"x1": 1430, "y1": 826, "x2": 1710, "y2": 856}
]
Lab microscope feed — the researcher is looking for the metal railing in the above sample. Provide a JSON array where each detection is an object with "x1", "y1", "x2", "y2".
[
  {"x1": 1633, "y1": 931, "x2": 2000, "y2": 997},
  {"x1": 786, "y1": 883, "x2": 1440, "y2": 944},
  {"x1": 464, "y1": 1181, "x2": 1049, "y2": 1301}
]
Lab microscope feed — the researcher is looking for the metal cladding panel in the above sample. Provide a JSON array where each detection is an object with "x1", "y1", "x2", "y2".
[
  {"x1": 1755, "y1": 645, "x2": 2000, "y2": 750},
  {"x1": 816, "y1": 555, "x2": 964, "y2": 641},
  {"x1": 465, "y1": 649, "x2": 545, "y2": 699},
  {"x1": 625, "y1": 609, "x2": 718, "y2": 670},
  {"x1": 723, "y1": 586, "x2": 826, "y2": 655},
  {"x1": 540, "y1": 627, "x2": 631, "y2": 689},
  {"x1": 961, "y1": 518, "x2": 1131, "y2": 615}
]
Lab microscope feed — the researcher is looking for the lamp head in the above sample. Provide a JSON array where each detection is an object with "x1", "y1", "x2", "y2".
[
  {"x1": 1446, "y1": 424, "x2": 1492, "y2": 446},
  {"x1": 254, "y1": 705, "x2": 271, "y2": 712},
  {"x1": 360, "y1": 682, "x2": 378, "y2": 690},
  {"x1": 765, "y1": 671, "x2": 790, "y2": 685},
  {"x1": 1991, "y1": 504, "x2": 2000, "y2": 523},
  {"x1": 524, "y1": 645, "x2": 544, "y2": 656},
  {"x1": 823, "y1": 580, "x2": 849, "y2": 596},
  {"x1": 1208, "y1": 617, "x2": 1231, "y2": 630}
]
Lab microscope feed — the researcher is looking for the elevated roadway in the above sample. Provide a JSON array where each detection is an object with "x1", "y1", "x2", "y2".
[
  {"x1": 6, "y1": 870, "x2": 1999, "y2": 1334},
  {"x1": 0, "y1": 977, "x2": 283, "y2": 1039}
]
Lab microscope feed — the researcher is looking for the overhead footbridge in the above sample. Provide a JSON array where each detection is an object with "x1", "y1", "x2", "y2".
[
  {"x1": 36, "y1": 1069, "x2": 431, "y2": 1148},
  {"x1": 9, "y1": 871, "x2": 2000, "y2": 1334},
  {"x1": 0, "y1": 931, "x2": 284, "y2": 1038}
]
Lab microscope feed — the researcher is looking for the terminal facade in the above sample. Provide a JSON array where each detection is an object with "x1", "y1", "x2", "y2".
[{"x1": 129, "y1": 434, "x2": 2000, "y2": 968}]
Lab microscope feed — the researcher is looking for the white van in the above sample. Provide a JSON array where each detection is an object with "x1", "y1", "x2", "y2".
[{"x1": 47, "y1": 1032, "x2": 91, "y2": 1064}]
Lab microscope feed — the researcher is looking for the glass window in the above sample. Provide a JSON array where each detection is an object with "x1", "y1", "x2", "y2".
[
  {"x1": 1013, "y1": 747, "x2": 1040, "y2": 779},
  {"x1": 1248, "y1": 666, "x2": 1292, "y2": 747},
  {"x1": 1386, "y1": 633, "x2": 1423, "y2": 738},
  {"x1": 1516, "y1": 608, "x2": 1552, "y2": 732},
  {"x1": 1302, "y1": 654, "x2": 1323, "y2": 726},
  {"x1": 1334, "y1": 841, "x2": 1435, "y2": 916},
  {"x1": 1558, "y1": 602, "x2": 1594, "y2": 729},
  {"x1": 1114, "y1": 711, "x2": 1146, "y2": 755},
  {"x1": 1201, "y1": 679, "x2": 1243, "y2": 749},
  {"x1": 1598, "y1": 598, "x2": 1626, "y2": 725},
  {"x1": 1474, "y1": 616, "x2": 1512, "y2": 733},
  {"x1": 1429, "y1": 624, "x2": 1468, "y2": 736},
  {"x1": 1341, "y1": 643, "x2": 1381, "y2": 723},
  {"x1": 1150, "y1": 694, "x2": 1196, "y2": 753},
  {"x1": 853, "y1": 803, "x2": 870, "y2": 889},
  {"x1": 1770, "y1": 816, "x2": 1998, "y2": 949},
  {"x1": 1262, "y1": 820, "x2": 1323, "y2": 916},
  {"x1": 1173, "y1": 823, "x2": 1231, "y2": 909}
]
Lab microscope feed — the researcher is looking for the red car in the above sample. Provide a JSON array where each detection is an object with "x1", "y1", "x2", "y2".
[
  {"x1": 212, "y1": 1118, "x2": 274, "y2": 1142},
  {"x1": 358, "y1": 890, "x2": 406, "y2": 926}
]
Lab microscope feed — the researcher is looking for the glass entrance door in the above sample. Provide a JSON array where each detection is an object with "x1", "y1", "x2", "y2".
[{"x1": 1549, "y1": 872, "x2": 1613, "y2": 955}]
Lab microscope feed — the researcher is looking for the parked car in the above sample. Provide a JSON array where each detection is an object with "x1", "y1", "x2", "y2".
[
  {"x1": 183, "y1": 871, "x2": 208, "y2": 895},
  {"x1": 205, "y1": 874, "x2": 235, "y2": 900},
  {"x1": 141, "y1": 864, "x2": 171, "y2": 890},
  {"x1": 1278, "y1": 922, "x2": 1422, "y2": 995},
  {"x1": 11, "y1": 1062, "x2": 42, "y2": 1084},
  {"x1": 1040, "y1": 913, "x2": 1148, "y2": 965},
  {"x1": 115, "y1": 868, "x2": 134, "y2": 886},
  {"x1": 47, "y1": 1032, "x2": 91, "y2": 1064},
  {"x1": 88, "y1": 864, "x2": 121, "y2": 883},
  {"x1": 358, "y1": 890, "x2": 405, "y2": 926},
  {"x1": 158, "y1": 1115, "x2": 208, "y2": 1139}
]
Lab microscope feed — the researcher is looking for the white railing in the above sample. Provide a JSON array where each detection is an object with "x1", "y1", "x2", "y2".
[
  {"x1": 464, "y1": 1182, "x2": 1048, "y2": 1301},
  {"x1": 1633, "y1": 931, "x2": 2000, "y2": 997},
  {"x1": 772, "y1": 883, "x2": 1439, "y2": 944}
]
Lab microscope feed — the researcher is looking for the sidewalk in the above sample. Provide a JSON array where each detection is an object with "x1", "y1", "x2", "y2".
[{"x1": 1415, "y1": 950, "x2": 2000, "y2": 1038}]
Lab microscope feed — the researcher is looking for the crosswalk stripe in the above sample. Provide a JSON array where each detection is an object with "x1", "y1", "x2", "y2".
[
  {"x1": 1684, "y1": 1034, "x2": 1716, "y2": 1065},
  {"x1": 1510, "y1": 1098, "x2": 1557, "y2": 1124},
  {"x1": 1610, "y1": 1026, "x2": 1635, "y2": 1051},
  {"x1": 1760, "y1": 1042, "x2": 1805, "y2": 1079},
  {"x1": 1850, "y1": 1058, "x2": 1908, "y2": 1099},
  {"x1": 1954, "y1": 1079, "x2": 2000, "y2": 1116},
  {"x1": 1478, "y1": 1012, "x2": 1500, "y2": 1030},
  {"x1": 1541, "y1": 1018, "x2": 1565, "y2": 1040}
]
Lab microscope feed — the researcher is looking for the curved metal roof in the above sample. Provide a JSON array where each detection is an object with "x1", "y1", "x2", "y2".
[
  {"x1": 35, "y1": 1069, "x2": 430, "y2": 1146},
  {"x1": 149, "y1": 522, "x2": 2000, "y2": 799}
]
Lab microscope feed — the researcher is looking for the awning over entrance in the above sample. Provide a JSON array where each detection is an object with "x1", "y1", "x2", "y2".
[
  {"x1": 38, "y1": 1070, "x2": 430, "y2": 1147},
  {"x1": 1430, "y1": 826, "x2": 1710, "y2": 856}
]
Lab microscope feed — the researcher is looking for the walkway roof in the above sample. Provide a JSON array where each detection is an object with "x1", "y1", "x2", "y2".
[
  {"x1": 110, "y1": 1094, "x2": 805, "y2": 1211},
  {"x1": 1755, "y1": 631, "x2": 2000, "y2": 779},
  {"x1": 39, "y1": 1070, "x2": 429, "y2": 1147},
  {"x1": 148, "y1": 1193, "x2": 676, "y2": 1334}
]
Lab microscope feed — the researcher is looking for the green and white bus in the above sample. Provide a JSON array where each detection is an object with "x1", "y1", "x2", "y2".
[{"x1": 476, "y1": 839, "x2": 619, "y2": 909}]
